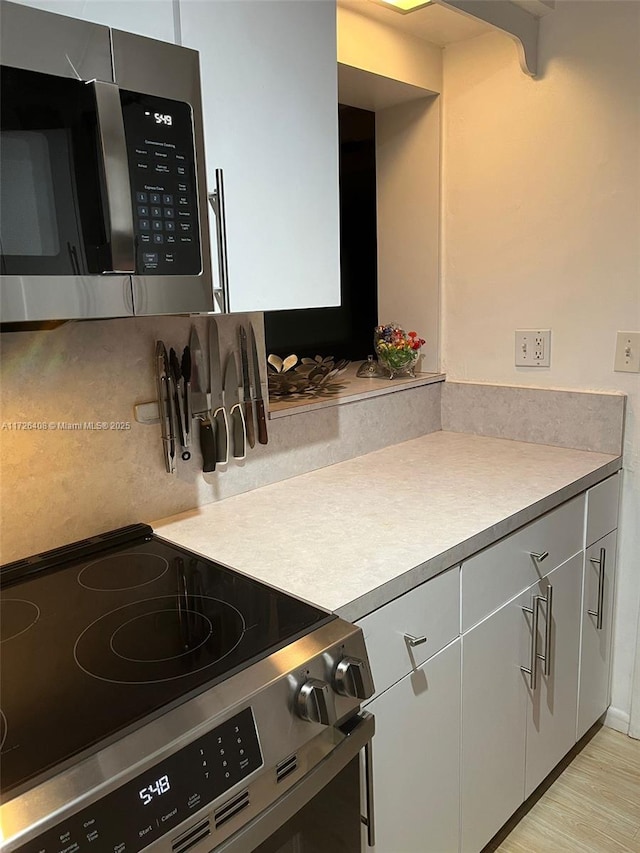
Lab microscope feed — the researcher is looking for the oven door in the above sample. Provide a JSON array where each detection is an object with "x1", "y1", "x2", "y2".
[{"x1": 218, "y1": 712, "x2": 375, "y2": 853}]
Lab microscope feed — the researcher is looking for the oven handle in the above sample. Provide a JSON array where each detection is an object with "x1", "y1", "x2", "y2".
[
  {"x1": 92, "y1": 80, "x2": 135, "y2": 274},
  {"x1": 216, "y1": 711, "x2": 375, "y2": 853},
  {"x1": 362, "y1": 735, "x2": 376, "y2": 847}
]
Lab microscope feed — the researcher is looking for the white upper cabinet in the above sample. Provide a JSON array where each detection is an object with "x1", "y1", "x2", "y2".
[
  {"x1": 179, "y1": 0, "x2": 341, "y2": 313},
  {"x1": 9, "y1": 1, "x2": 177, "y2": 43}
]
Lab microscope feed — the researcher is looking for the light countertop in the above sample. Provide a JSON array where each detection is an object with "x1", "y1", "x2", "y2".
[{"x1": 153, "y1": 431, "x2": 620, "y2": 622}]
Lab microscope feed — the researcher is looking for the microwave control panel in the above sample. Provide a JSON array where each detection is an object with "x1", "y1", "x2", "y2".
[{"x1": 121, "y1": 91, "x2": 202, "y2": 276}]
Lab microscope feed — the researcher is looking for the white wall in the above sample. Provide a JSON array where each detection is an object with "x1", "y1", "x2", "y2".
[{"x1": 443, "y1": 0, "x2": 640, "y2": 729}]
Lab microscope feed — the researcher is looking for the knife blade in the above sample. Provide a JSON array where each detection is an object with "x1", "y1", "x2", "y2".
[
  {"x1": 189, "y1": 325, "x2": 216, "y2": 472},
  {"x1": 223, "y1": 352, "x2": 246, "y2": 460},
  {"x1": 154, "y1": 340, "x2": 175, "y2": 474},
  {"x1": 238, "y1": 325, "x2": 255, "y2": 449},
  {"x1": 208, "y1": 318, "x2": 229, "y2": 466},
  {"x1": 248, "y1": 321, "x2": 268, "y2": 445},
  {"x1": 181, "y1": 345, "x2": 192, "y2": 451},
  {"x1": 189, "y1": 327, "x2": 208, "y2": 416}
]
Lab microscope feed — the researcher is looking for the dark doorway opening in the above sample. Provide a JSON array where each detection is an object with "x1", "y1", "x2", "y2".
[{"x1": 264, "y1": 104, "x2": 378, "y2": 361}]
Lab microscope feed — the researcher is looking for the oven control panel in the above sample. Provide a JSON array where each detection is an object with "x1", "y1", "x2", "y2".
[
  {"x1": 16, "y1": 708, "x2": 262, "y2": 853},
  {"x1": 121, "y1": 90, "x2": 202, "y2": 277}
]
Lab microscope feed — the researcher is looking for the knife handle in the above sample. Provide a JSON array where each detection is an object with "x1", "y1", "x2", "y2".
[
  {"x1": 244, "y1": 400, "x2": 255, "y2": 449},
  {"x1": 200, "y1": 418, "x2": 217, "y2": 473},
  {"x1": 256, "y1": 399, "x2": 268, "y2": 445},
  {"x1": 230, "y1": 404, "x2": 246, "y2": 460},
  {"x1": 213, "y1": 406, "x2": 229, "y2": 465}
]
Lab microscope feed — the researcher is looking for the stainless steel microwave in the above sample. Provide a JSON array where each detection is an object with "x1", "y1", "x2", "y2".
[{"x1": 0, "y1": 0, "x2": 214, "y2": 323}]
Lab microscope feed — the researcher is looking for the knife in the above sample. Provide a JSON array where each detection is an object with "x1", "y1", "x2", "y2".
[
  {"x1": 223, "y1": 352, "x2": 246, "y2": 460},
  {"x1": 248, "y1": 321, "x2": 268, "y2": 445},
  {"x1": 208, "y1": 318, "x2": 229, "y2": 466},
  {"x1": 154, "y1": 340, "x2": 176, "y2": 474},
  {"x1": 189, "y1": 326, "x2": 216, "y2": 472},
  {"x1": 238, "y1": 325, "x2": 255, "y2": 449},
  {"x1": 181, "y1": 345, "x2": 192, "y2": 451},
  {"x1": 169, "y1": 348, "x2": 190, "y2": 461}
]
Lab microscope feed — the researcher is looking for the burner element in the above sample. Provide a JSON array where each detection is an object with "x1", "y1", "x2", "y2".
[
  {"x1": 0, "y1": 599, "x2": 40, "y2": 642},
  {"x1": 78, "y1": 552, "x2": 169, "y2": 591},
  {"x1": 75, "y1": 596, "x2": 246, "y2": 684},
  {"x1": 111, "y1": 609, "x2": 213, "y2": 662}
]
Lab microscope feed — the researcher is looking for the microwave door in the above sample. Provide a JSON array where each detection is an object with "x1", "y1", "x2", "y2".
[{"x1": 0, "y1": 66, "x2": 134, "y2": 322}]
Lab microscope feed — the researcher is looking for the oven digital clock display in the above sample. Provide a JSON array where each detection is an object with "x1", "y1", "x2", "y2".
[
  {"x1": 139, "y1": 773, "x2": 171, "y2": 805},
  {"x1": 16, "y1": 708, "x2": 262, "y2": 853}
]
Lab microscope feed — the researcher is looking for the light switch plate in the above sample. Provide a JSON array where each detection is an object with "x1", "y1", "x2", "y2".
[
  {"x1": 614, "y1": 331, "x2": 640, "y2": 373},
  {"x1": 515, "y1": 330, "x2": 551, "y2": 367}
]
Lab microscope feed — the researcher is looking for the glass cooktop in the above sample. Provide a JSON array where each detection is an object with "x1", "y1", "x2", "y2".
[{"x1": 0, "y1": 525, "x2": 333, "y2": 796}]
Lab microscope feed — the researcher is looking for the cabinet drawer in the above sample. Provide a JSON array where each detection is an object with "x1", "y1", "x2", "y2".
[
  {"x1": 586, "y1": 474, "x2": 620, "y2": 547},
  {"x1": 462, "y1": 495, "x2": 585, "y2": 632},
  {"x1": 357, "y1": 567, "x2": 459, "y2": 701}
]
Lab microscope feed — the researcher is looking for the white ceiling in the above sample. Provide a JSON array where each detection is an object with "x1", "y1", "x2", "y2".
[{"x1": 338, "y1": 0, "x2": 493, "y2": 47}]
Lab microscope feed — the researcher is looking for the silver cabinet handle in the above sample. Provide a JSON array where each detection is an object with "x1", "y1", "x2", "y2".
[
  {"x1": 537, "y1": 583, "x2": 553, "y2": 677},
  {"x1": 361, "y1": 736, "x2": 376, "y2": 847},
  {"x1": 521, "y1": 594, "x2": 541, "y2": 690},
  {"x1": 404, "y1": 633, "x2": 427, "y2": 647},
  {"x1": 208, "y1": 168, "x2": 230, "y2": 313},
  {"x1": 529, "y1": 550, "x2": 549, "y2": 562},
  {"x1": 92, "y1": 81, "x2": 135, "y2": 274},
  {"x1": 588, "y1": 547, "x2": 606, "y2": 630}
]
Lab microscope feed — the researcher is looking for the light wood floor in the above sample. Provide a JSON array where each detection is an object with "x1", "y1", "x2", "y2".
[{"x1": 483, "y1": 726, "x2": 640, "y2": 853}]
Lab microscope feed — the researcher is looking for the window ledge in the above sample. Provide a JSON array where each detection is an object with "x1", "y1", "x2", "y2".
[{"x1": 268, "y1": 361, "x2": 446, "y2": 419}]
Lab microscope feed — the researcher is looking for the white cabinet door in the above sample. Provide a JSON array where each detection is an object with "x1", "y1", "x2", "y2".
[
  {"x1": 180, "y1": 0, "x2": 341, "y2": 313},
  {"x1": 577, "y1": 530, "x2": 617, "y2": 740},
  {"x1": 460, "y1": 590, "x2": 530, "y2": 853},
  {"x1": 10, "y1": 0, "x2": 177, "y2": 42},
  {"x1": 524, "y1": 552, "x2": 582, "y2": 798},
  {"x1": 366, "y1": 641, "x2": 460, "y2": 853}
]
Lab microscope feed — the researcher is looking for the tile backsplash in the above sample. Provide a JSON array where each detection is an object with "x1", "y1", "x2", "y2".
[{"x1": 0, "y1": 315, "x2": 442, "y2": 562}]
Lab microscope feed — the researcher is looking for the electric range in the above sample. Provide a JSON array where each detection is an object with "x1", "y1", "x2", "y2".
[{"x1": 0, "y1": 524, "x2": 375, "y2": 853}]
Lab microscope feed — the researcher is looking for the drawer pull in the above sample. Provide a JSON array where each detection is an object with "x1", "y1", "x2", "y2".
[
  {"x1": 529, "y1": 550, "x2": 549, "y2": 562},
  {"x1": 536, "y1": 584, "x2": 554, "y2": 677},
  {"x1": 404, "y1": 633, "x2": 427, "y2": 647},
  {"x1": 587, "y1": 547, "x2": 606, "y2": 630},
  {"x1": 521, "y1": 594, "x2": 541, "y2": 690}
]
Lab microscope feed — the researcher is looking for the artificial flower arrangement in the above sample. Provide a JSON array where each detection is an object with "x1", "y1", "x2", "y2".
[{"x1": 374, "y1": 323, "x2": 426, "y2": 378}]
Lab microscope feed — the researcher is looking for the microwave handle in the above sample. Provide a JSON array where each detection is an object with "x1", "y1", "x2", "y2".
[
  {"x1": 92, "y1": 81, "x2": 135, "y2": 274},
  {"x1": 207, "y1": 168, "x2": 230, "y2": 313}
]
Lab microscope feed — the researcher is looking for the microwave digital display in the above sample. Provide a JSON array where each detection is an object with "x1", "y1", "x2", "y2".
[{"x1": 121, "y1": 91, "x2": 202, "y2": 277}]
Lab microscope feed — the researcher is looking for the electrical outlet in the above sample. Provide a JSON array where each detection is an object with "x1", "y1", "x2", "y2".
[
  {"x1": 614, "y1": 331, "x2": 640, "y2": 373},
  {"x1": 515, "y1": 329, "x2": 551, "y2": 367}
]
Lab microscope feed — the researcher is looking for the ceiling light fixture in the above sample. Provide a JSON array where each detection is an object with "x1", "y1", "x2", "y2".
[{"x1": 373, "y1": 0, "x2": 434, "y2": 14}]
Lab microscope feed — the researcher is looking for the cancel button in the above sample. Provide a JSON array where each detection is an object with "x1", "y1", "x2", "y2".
[{"x1": 161, "y1": 807, "x2": 179, "y2": 824}]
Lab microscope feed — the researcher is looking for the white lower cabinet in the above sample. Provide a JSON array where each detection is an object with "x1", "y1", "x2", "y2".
[
  {"x1": 365, "y1": 640, "x2": 461, "y2": 853},
  {"x1": 577, "y1": 529, "x2": 618, "y2": 739},
  {"x1": 524, "y1": 552, "x2": 582, "y2": 797},
  {"x1": 360, "y1": 476, "x2": 620, "y2": 853},
  {"x1": 461, "y1": 552, "x2": 583, "y2": 852},
  {"x1": 461, "y1": 589, "x2": 528, "y2": 853}
]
